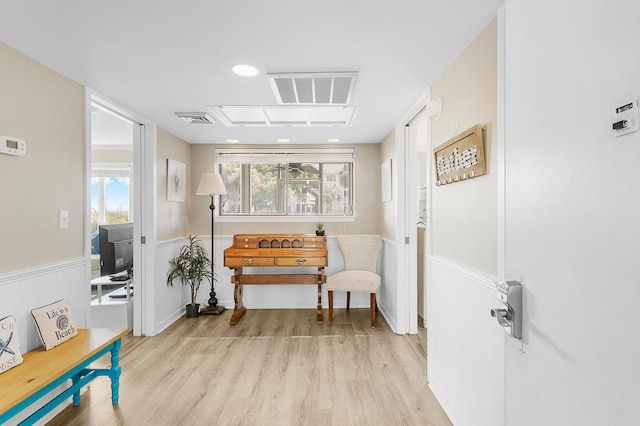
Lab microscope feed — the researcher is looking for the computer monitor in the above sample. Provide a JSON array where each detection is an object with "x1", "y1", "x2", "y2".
[{"x1": 98, "y1": 223, "x2": 133, "y2": 277}]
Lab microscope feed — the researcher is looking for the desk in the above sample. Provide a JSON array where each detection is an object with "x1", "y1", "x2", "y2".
[
  {"x1": 91, "y1": 275, "x2": 132, "y2": 303},
  {"x1": 224, "y1": 234, "x2": 327, "y2": 325}
]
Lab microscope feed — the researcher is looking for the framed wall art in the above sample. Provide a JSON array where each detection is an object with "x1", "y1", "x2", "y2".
[{"x1": 167, "y1": 159, "x2": 186, "y2": 202}]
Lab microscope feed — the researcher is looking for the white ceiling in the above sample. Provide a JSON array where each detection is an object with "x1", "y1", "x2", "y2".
[
  {"x1": 0, "y1": 0, "x2": 503, "y2": 145},
  {"x1": 91, "y1": 107, "x2": 134, "y2": 149}
]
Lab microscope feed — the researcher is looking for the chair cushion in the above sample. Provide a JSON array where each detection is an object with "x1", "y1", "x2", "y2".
[
  {"x1": 338, "y1": 234, "x2": 382, "y2": 273},
  {"x1": 326, "y1": 270, "x2": 381, "y2": 293}
]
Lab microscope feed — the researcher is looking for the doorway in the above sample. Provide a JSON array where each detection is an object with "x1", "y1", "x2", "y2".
[
  {"x1": 88, "y1": 100, "x2": 136, "y2": 330},
  {"x1": 400, "y1": 94, "x2": 432, "y2": 336},
  {"x1": 86, "y1": 92, "x2": 156, "y2": 336}
]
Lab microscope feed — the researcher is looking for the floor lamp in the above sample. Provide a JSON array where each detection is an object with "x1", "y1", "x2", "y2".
[{"x1": 196, "y1": 173, "x2": 227, "y2": 315}]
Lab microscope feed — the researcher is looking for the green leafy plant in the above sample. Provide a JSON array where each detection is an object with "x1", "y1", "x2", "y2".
[
  {"x1": 167, "y1": 235, "x2": 212, "y2": 306},
  {"x1": 316, "y1": 222, "x2": 324, "y2": 231}
]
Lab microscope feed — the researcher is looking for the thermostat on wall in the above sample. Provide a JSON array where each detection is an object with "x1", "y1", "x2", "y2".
[{"x1": 0, "y1": 136, "x2": 26, "y2": 156}]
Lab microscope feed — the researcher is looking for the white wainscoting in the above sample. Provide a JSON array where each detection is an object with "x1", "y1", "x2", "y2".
[
  {"x1": 427, "y1": 256, "x2": 505, "y2": 426},
  {"x1": 155, "y1": 237, "x2": 193, "y2": 334},
  {"x1": 0, "y1": 258, "x2": 90, "y2": 353},
  {"x1": 0, "y1": 257, "x2": 93, "y2": 424},
  {"x1": 379, "y1": 237, "x2": 398, "y2": 332},
  {"x1": 154, "y1": 235, "x2": 395, "y2": 333}
]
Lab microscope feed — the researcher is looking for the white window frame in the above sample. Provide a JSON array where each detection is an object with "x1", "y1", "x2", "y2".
[
  {"x1": 91, "y1": 162, "x2": 133, "y2": 224},
  {"x1": 215, "y1": 148, "x2": 356, "y2": 223}
]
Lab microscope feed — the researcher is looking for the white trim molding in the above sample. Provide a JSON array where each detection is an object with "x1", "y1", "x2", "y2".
[{"x1": 0, "y1": 257, "x2": 87, "y2": 285}]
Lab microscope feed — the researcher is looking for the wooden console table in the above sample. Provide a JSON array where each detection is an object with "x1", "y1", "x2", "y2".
[{"x1": 224, "y1": 234, "x2": 327, "y2": 325}]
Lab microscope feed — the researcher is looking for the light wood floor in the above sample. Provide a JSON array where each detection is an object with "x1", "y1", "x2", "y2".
[{"x1": 50, "y1": 308, "x2": 452, "y2": 426}]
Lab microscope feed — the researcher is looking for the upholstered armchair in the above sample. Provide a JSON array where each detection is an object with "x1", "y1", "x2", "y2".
[{"x1": 326, "y1": 234, "x2": 382, "y2": 328}]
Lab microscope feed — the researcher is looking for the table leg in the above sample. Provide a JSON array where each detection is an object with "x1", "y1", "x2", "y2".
[
  {"x1": 108, "y1": 339, "x2": 122, "y2": 405},
  {"x1": 230, "y1": 268, "x2": 246, "y2": 325},
  {"x1": 316, "y1": 283, "x2": 323, "y2": 324},
  {"x1": 316, "y1": 267, "x2": 324, "y2": 324},
  {"x1": 72, "y1": 374, "x2": 81, "y2": 406}
]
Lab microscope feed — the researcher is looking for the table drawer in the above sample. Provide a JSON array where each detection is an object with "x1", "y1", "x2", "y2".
[
  {"x1": 233, "y1": 236, "x2": 258, "y2": 249},
  {"x1": 276, "y1": 257, "x2": 326, "y2": 267},
  {"x1": 226, "y1": 257, "x2": 275, "y2": 267},
  {"x1": 302, "y1": 238, "x2": 325, "y2": 248}
]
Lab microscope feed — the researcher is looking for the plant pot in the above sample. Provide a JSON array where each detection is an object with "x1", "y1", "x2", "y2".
[
  {"x1": 315, "y1": 230, "x2": 325, "y2": 236},
  {"x1": 185, "y1": 303, "x2": 200, "y2": 318}
]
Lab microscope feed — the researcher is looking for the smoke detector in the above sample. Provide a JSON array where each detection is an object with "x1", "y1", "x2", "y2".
[{"x1": 174, "y1": 112, "x2": 215, "y2": 124}]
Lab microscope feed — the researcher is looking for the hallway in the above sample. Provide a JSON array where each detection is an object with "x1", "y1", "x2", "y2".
[{"x1": 50, "y1": 309, "x2": 449, "y2": 425}]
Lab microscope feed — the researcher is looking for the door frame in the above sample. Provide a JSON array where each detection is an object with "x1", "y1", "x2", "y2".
[
  {"x1": 84, "y1": 88, "x2": 157, "y2": 336},
  {"x1": 396, "y1": 88, "x2": 432, "y2": 334},
  {"x1": 497, "y1": 5, "x2": 508, "y2": 423}
]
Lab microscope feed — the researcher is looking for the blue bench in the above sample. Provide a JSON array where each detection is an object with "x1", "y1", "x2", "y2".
[{"x1": 0, "y1": 328, "x2": 128, "y2": 425}]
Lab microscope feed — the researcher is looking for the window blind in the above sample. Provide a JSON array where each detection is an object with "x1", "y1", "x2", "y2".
[{"x1": 215, "y1": 148, "x2": 354, "y2": 165}]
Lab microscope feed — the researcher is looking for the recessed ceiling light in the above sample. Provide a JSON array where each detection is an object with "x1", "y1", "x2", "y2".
[
  {"x1": 277, "y1": 138, "x2": 290, "y2": 143},
  {"x1": 328, "y1": 138, "x2": 340, "y2": 143},
  {"x1": 232, "y1": 64, "x2": 259, "y2": 77},
  {"x1": 226, "y1": 139, "x2": 240, "y2": 143}
]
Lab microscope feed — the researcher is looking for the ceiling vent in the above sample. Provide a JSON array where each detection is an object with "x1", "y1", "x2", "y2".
[
  {"x1": 174, "y1": 112, "x2": 215, "y2": 124},
  {"x1": 207, "y1": 105, "x2": 357, "y2": 127},
  {"x1": 267, "y1": 72, "x2": 358, "y2": 105}
]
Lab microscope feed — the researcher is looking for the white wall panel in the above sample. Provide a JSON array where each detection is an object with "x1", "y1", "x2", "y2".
[
  {"x1": 155, "y1": 238, "x2": 191, "y2": 333},
  {"x1": 0, "y1": 258, "x2": 89, "y2": 352},
  {"x1": 379, "y1": 238, "x2": 398, "y2": 332},
  {"x1": 427, "y1": 256, "x2": 504, "y2": 426}
]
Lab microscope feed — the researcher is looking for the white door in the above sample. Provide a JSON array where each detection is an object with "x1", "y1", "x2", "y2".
[{"x1": 502, "y1": 1, "x2": 640, "y2": 424}]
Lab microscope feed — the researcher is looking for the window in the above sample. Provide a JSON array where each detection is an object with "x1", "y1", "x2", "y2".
[
  {"x1": 91, "y1": 163, "x2": 133, "y2": 225},
  {"x1": 216, "y1": 149, "x2": 353, "y2": 217}
]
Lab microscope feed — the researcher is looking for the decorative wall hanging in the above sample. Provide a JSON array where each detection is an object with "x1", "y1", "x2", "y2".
[
  {"x1": 167, "y1": 159, "x2": 186, "y2": 202},
  {"x1": 433, "y1": 124, "x2": 485, "y2": 186}
]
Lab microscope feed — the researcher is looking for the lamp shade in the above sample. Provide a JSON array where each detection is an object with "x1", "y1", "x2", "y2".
[{"x1": 195, "y1": 173, "x2": 227, "y2": 195}]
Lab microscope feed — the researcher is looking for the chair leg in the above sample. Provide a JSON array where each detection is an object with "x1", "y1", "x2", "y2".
[
  {"x1": 346, "y1": 291, "x2": 351, "y2": 310},
  {"x1": 370, "y1": 293, "x2": 376, "y2": 328},
  {"x1": 328, "y1": 290, "x2": 333, "y2": 324}
]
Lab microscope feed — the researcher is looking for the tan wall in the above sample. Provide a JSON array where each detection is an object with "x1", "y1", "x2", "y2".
[
  {"x1": 379, "y1": 129, "x2": 397, "y2": 241},
  {"x1": 190, "y1": 144, "x2": 381, "y2": 237},
  {"x1": 92, "y1": 149, "x2": 133, "y2": 163},
  {"x1": 0, "y1": 42, "x2": 84, "y2": 274},
  {"x1": 351, "y1": 143, "x2": 381, "y2": 235},
  {"x1": 431, "y1": 18, "x2": 497, "y2": 275},
  {"x1": 156, "y1": 128, "x2": 191, "y2": 241}
]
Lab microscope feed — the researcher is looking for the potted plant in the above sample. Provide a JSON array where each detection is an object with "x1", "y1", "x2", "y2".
[
  {"x1": 167, "y1": 235, "x2": 212, "y2": 318},
  {"x1": 315, "y1": 222, "x2": 325, "y2": 236}
]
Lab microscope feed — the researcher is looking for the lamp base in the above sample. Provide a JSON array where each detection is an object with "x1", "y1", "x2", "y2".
[{"x1": 200, "y1": 305, "x2": 225, "y2": 315}]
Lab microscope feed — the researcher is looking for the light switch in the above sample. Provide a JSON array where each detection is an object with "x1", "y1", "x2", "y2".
[{"x1": 58, "y1": 210, "x2": 69, "y2": 229}]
